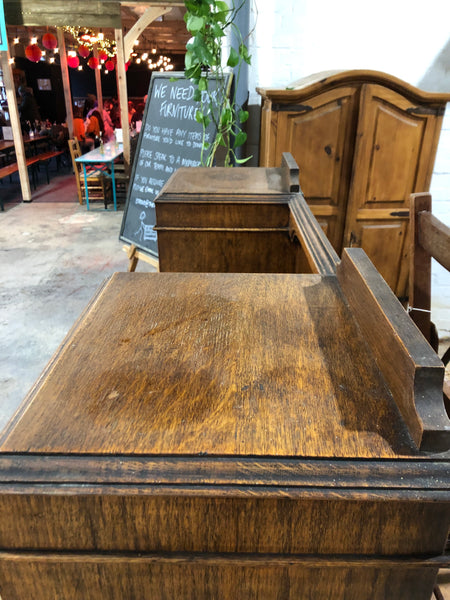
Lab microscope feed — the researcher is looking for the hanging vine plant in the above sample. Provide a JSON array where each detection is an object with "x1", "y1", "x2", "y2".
[{"x1": 183, "y1": 0, "x2": 252, "y2": 166}]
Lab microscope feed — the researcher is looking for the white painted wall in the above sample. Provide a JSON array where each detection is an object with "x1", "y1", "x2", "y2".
[
  {"x1": 248, "y1": 0, "x2": 450, "y2": 101},
  {"x1": 246, "y1": 0, "x2": 450, "y2": 335}
]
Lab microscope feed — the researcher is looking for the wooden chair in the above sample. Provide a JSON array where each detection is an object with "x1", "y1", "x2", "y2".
[
  {"x1": 409, "y1": 192, "x2": 450, "y2": 402},
  {"x1": 110, "y1": 133, "x2": 139, "y2": 202},
  {"x1": 68, "y1": 138, "x2": 111, "y2": 207}
]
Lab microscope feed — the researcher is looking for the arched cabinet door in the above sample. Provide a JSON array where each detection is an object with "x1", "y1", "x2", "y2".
[
  {"x1": 343, "y1": 84, "x2": 442, "y2": 297},
  {"x1": 258, "y1": 71, "x2": 449, "y2": 297},
  {"x1": 264, "y1": 86, "x2": 358, "y2": 252}
]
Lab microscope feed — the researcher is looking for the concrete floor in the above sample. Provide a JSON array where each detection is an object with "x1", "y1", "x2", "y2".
[
  {"x1": 0, "y1": 167, "x2": 449, "y2": 599},
  {"x1": 0, "y1": 171, "x2": 155, "y2": 432}
]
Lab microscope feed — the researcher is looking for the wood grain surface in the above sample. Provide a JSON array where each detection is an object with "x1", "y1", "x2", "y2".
[
  {"x1": 0, "y1": 558, "x2": 439, "y2": 600},
  {"x1": 0, "y1": 271, "x2": 417, "y2": 457}
]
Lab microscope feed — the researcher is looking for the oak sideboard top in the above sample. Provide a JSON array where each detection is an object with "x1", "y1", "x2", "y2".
[{"x1": 0, "y1": 270, "x2": 421, "y2": 458}]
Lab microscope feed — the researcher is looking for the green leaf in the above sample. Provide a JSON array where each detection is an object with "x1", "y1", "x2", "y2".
[
  {"x1": 215, "y1": 1, "x2": 229, "y2": 12},
  {"x1": 238, "y1": 109, "x2": 249, "y2": 123},
  {"x1": 234, "y1": 131, "x2": 247, "y2": 148},
  {"x1": 239, "y1": 42, "x2": 251, "y2": 65},
  {"x1": 185, "y1": 64, "x2": 202, "y2": 80},
  {"x1": 234, "y1": 154, "x2": 253, "y2": 164},
  {"x1": 186, "y1": 14, "x2": 205, "y2": 33},
  {"x1": 198, "y1": 77, "x2": 207, "y2": 92},
  {"x1": 220, "y1": 107, "x2": 232, "y2": 127},
  {"x1": 214, "y1": 9, "x2": 229, "y2": 24},
  {"x1": 227, "y1": 47, "x2": 239, "y2": 68},
  {"x1": 193, "y1": 88, "x2": 202, "y2": 102},
  {"x1": 195, "y1": 109, "x2": 204, "y2": 125},
  {"x1": 212, "y1": 23, "x2": 225, "y2": 38},
  {"x1": 184, "y1": 50, "x2": 194, "y2": 69},
  {"x1": 192, "y1": 33, "x2": 216, "y2": 66}
]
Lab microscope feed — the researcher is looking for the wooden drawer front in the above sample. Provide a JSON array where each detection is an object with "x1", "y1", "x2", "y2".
[{"x1": 155, "y1": 199, "x2": 290, "y2": 229}]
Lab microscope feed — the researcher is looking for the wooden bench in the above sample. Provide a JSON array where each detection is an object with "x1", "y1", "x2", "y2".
[
  {"x1": 0, "y1": 150, "x2": 65, "y2": 210},
  {"x1": 35, "y1": 149, "x2": 66, "y2": 183}
]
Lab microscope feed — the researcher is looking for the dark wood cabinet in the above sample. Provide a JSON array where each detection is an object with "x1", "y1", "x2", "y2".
[
  {"x1": 0, "y1": 163, "x2": 449, "y2": 598},
  {"x1": 257, "y1": 70, "x2": 450, "y2": 297}
]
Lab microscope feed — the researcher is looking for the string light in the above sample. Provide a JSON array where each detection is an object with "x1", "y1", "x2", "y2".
[
  {"x1": 62, "y1": 26, "x2": 116, "y2": 58},
  {"x1": 13, "y1": 37, "x2": 19, "y2": 44},
  {"x1": 31, "y1": 36, "x2": 38, "y2": 44}
]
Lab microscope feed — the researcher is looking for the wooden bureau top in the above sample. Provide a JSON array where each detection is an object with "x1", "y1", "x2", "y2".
[
  {"x1": 157, "y1": 165, "x2": 295, "y2": 197},
  {"x1": 0, "y1": 271, "x2": 419, "y2": 458}
]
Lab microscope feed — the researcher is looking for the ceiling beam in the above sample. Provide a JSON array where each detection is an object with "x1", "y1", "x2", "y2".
[
  {"x1": 123, "y1": 5, "x2": 172, "y2": 58},
  {"x1": 4, "y1": 1, "x2": 122, "y2": 28}
]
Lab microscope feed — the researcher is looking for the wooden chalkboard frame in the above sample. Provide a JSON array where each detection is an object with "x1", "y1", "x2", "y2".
[{"x1": 119, "y1": 71, "x2": 232, "y2": 259}]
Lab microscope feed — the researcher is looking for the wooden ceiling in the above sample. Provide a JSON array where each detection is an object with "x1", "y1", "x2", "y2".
[{"x1": 5, "y1": 2, "x2": 190, "y2": 57}]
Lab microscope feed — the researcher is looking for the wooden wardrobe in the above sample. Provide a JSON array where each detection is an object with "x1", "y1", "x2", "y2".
[{"x1": 257, "y1": 70, "x2": 450, "y2": 298}]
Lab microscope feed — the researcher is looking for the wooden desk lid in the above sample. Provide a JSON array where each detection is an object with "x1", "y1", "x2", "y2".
[
  {"x1": 157, "y1": 153, "x2": 300, "y2": 199},
  {"x1": 1, "y1": 268, "x2": 432, "y2": 459}
]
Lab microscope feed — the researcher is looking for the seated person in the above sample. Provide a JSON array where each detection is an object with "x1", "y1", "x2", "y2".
[
  {"x1": 84, "y1": 108, "x2": 104, "y2": 149},
  {"x1": 72, "y1": 106, "x2": 85, "y2": 145}
]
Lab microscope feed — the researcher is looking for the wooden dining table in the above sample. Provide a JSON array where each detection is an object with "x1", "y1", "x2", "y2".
[
  {"x1": 0, "y1": 134, "x2": 51, "y2": 162},
  {"x1": 75, "y1": 141, "x2": 124, "y2": 211}
]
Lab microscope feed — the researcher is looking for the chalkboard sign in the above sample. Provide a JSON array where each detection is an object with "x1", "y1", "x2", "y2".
[{"x1": 120, "y1": 72, "x2": 231, "y2": 257}]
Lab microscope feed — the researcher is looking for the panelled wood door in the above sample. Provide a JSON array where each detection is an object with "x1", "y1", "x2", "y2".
[
  {"x1": 273, "y1": 87, "x2": 358, "y2": 252},
  {"x1": 343, "y1": 84, "x2": 443, "y2": 296},
  {"x1": 258, "y1": 71, "x2": 450, "y2": 299}
]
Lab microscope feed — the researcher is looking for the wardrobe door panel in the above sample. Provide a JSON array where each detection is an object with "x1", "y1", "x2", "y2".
[
  {"x1": 344, "y1": 84, "x2": 442, "y2": 296},
  {"x1": 274, "y1": 87, "x2": 358, "y2": 251}
]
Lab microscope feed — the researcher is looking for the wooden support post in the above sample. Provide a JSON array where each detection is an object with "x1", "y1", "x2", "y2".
[
  {"x1": 57, "y1": 28, "x2": 74, "y2": 137},
  {"x1": 0, "y1": 47, "x2": 32, "y2": 201},
  {"x1": 123, "y1": 6, "x2": 172, "y2": 59},
  {"x1": 93, "y1": 44, "x2": 103, "y2": 114},
  {"x1": 115, "y1": 27, "x2": 130, "y2": 170}
]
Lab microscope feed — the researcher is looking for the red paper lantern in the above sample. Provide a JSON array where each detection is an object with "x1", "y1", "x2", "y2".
[
  {"x1": 105, "y1": 60, "x2": 115, "y2": 72},
  {"x1": 25, "y1": 44, "x2": 42, "y2": 63},
  {"x1": 98, "y1": 50, "x2": 108, "y2": 62},
  {"x1": 78, "y1": 45, "x2": 90, "y2": 59},
  {"x1": 88, "y1": 56, "x2": 99, "y2": 70},
  {"x1": 67, "y1": 55, "x2": 80, "y2": 69},
  {"x1": 42, "y1": 33, "x2": 57, "y2": 50},
  {"x1": 125, "y1": 60, "x2": 130, "y2": 72}
]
